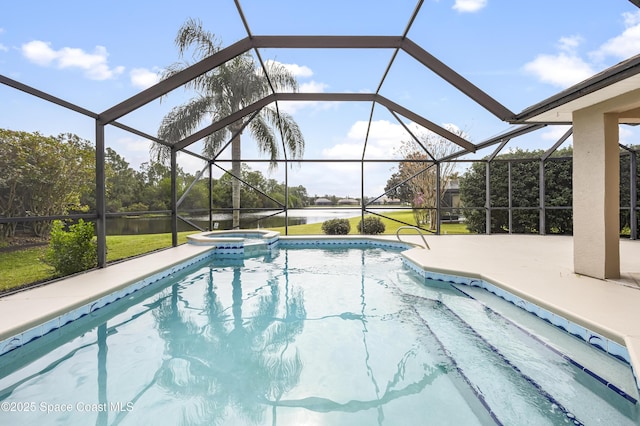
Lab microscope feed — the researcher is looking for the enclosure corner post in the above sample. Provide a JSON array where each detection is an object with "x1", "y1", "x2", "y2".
[
  {"x1": 631, "y1": 150, "x2": 637, "y2": 240},
  {"x1": 95, "y1": 121, "x2": 107, "y2": 268},
  {"x1": 360, "y1": 161, "x2": 365, "y2": 235},
  {"x1": 436, "y1": 162, "x2": 441, "y2": 235},
  {"x1": 539, "y1": 159, "x2": 546, "y2": 235},
  {"x1": 485, "y1": 161, "x2": 491, "y2": 235},
  {"x1": 209, "y1": 162, "x2": 213, "y2": 231},
  {"x1": 171, "y1": 148, "x2": 178, "y2": 247}
]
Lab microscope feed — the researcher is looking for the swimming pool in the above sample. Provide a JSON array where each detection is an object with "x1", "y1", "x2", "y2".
[{"x1": 0, "y1": 244, "x2": 638, "y2": 425}]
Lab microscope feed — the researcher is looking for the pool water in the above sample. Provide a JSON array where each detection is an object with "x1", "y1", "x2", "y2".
[{"x1": 0, "y1": 246, "x2": 638, "y2": 425}]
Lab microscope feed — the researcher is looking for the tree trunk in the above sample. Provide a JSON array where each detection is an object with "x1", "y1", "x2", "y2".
[{"x1": 231, "y1": 132, "x2": 241, "y2": 229}]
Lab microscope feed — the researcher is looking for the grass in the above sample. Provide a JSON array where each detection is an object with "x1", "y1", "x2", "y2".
[
  {"x1": 0, "y1": 213, "x2": 471, "y2": 292},
  {"x1": 0, "y1": 247, "x2": 51, "y2": 292},
  {"x1": 0, "y1": 231, "x2": 198, "y2": 292},
  {"x1": 105, "y1": 231, "x2": 196, "y2": 262},
  {"x1": 267, "y1": 211, "x2": 471, "y2": 235}
]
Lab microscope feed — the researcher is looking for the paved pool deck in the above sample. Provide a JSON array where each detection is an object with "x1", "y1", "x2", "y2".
[{"x1": 1, "y1": 234, "x2": 640, "y2": 380}]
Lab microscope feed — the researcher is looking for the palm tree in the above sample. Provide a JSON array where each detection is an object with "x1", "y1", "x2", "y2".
[{"x1": 154, "y1": 18, "x2": 305, "y2": 228}]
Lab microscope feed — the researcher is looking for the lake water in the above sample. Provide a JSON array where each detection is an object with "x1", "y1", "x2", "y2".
[{"x1": 106, "y1": 208, "x2": 404, "y2": 235}]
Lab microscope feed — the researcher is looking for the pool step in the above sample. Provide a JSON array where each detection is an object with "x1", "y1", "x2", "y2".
[
  {"x1": 407, "y1": 288, "x2": 639, "y2": 426},
  {"x1": 455, "y1": 283, "x2": 639, "y2": 401},
  {"x1": 410, "y1": 297, "x2": 580, "y2": 425}
]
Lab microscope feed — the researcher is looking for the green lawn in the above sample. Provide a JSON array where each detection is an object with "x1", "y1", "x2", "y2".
[
  {"x1": 0, "y1": 231, "x2": 198, "y2": 292},
  {"x1": 0, "y1": 247, "x2": 51, "y2": 292},
  {"x1": 0, "y1": 214, "x2": 471, "y2": 292},
  {"x1": 267, "y1": 211, "x2": 470, "y2": 235}
]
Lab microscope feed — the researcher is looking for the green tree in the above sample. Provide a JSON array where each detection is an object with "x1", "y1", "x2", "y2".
[
  {"x1": 137, "y1": 161, "x2": 191, "y2": 211},
  {"x1": 210, "y1": 166, "x2": 308, "y2": 212},
  {"x1": 460, "y1": 147, "x2": 573, "y2": 234},
  {"x1": 179, "y1": 177, "x2": 210, "y2": 211},
  {"x1": 154, "y1": 18, "x2": 305, "y2": 228},
  {"x1": 105, "y1": 147, "x2": 143, "y2": 212},
  {"x1": 0, "y1": 130, "x2": 94, "y2": 238}
]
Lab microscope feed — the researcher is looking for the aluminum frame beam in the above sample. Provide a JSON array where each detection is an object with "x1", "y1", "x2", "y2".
[
  {"x1": 171, "y1": 92, "x2": 476, "y2": 154},
  {"x1": 98, "y1": 35, "x2": 513, "y2": 132}
]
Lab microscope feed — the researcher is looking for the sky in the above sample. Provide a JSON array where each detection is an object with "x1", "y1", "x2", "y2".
[{"x1": 1, "y1": 0, "x2": 640, "y2": 198}]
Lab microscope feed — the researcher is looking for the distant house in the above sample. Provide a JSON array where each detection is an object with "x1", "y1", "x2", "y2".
[
  {"x1": 441, "y1": 179, "x2": 461, "y2": 221},
  {"x1": 314, "y1": 197, "x2": 332, "y2": 206},
  {"x1": 370, "y1": 196, "x2": 402, "y2": 205},
  {"x1": 337, "y1": 198, "x2": 359, "y2": 206}
]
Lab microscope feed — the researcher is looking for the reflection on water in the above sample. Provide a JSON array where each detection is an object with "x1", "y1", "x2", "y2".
[
  {"x1": 0, "y1": 248, "x2": 472, "y2": 426},
  {"x1": 151, "y1": 259, "x2": 307, "y2": 425}
]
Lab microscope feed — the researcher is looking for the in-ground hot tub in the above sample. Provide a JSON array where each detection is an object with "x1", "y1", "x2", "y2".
[{"x1": 187, "y1": 229, "x2": 280, "y2": 256}]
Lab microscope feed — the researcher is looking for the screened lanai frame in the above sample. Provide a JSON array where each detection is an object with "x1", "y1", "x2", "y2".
[{"x1": 1, "y1": 0, "x2": 639, "y2": 270}]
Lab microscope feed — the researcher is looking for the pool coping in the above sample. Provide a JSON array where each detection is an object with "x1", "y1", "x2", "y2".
[
  {"x1": 0, "y1": 244, "x2": 213, "y2": 353},
  {"x1": 399, "y1": 234, "x2": 640, "y2": 393}
]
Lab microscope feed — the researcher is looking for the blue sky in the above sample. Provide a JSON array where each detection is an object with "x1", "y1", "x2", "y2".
[{"x1": 1, "y1": 0, "x2": 640, "y2": 198}]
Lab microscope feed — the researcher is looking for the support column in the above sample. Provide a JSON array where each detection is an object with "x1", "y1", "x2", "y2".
[
  {"x1": 95, "y1": 122, "x2": 107, "y2": 268},
  {"x1": 573, "y1": 110, "x2": 619, "y2": 279},
  {"x1": 170, "y1": 148, "x2": 178, "y2": 247}
]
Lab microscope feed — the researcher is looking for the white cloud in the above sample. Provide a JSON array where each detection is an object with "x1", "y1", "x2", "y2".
[
  {"x1": 558, "y1": 35, "x2": 583, "y2": 53},
  {"x1": 264, "y1": 59, "x2": 313, "y2": 78},
  {"x1": 453, "y1": 0, "x2": 487, "y2": 13},
  {"x1": 525, "y1": 11, "x2": 640, "y2": 88},
  {"x1": 278, "y1": 80, "x2": 331, "y2": 114},
  {"x1": 299, "y1": 80, "x2": 328, "y2": 93},
  {"x1": 593, "y1": 11, "x2": 640, "y2": 60},
  {"x1": 323, "y1": 120, "x2": 413, "y2": 160},
  {"x1": 281, "y1": 63, "x2": 313, "y2": 78},
  {"x1": 524, "y1": 34, "x2": 595, "y2": 88},
  {"x1": 309, "y1": 119, "x2": 465, "y2": 197},
  {"x1": 540, "y1": 125, "x2": 573, "y2": 142},
  {"x1": 22, "y1": 40, "x2": 58, "y2": 66},
  {"x1": 21, "y1": 40, "x2": 124, "y2": 80},
  {"x1": 130, "y1": 67, "x2": 160, "y2": 89},
  {"x1": 523, "y1": 52, "x2": 595, "y2": 88}
]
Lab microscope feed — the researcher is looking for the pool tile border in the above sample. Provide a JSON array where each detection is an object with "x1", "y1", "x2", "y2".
[
  {"x1": 0, "y1": 237, "x2": 412, "y2": 357},
  {"x1": 0, "y1": 250, "x2": 214, "y2": 357},
  {"x1": 400, "y1": 257, "x2": 632, "y2": 365}
]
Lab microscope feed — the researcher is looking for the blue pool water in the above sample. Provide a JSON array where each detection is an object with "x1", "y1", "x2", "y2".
[{"x1": 0, "y1": 246, "x2": 638, "y2": 425}]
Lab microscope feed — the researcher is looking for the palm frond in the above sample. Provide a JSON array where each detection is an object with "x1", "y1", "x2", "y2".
[
  {"x1": 158, "y1": 20, "x2": 305, "y2": 173},
  {"x1": 260, "y1": 61, "x2": 299, "y2": 93},
  {"x1": 158, "y1": 96, "x2": 214, "y2": 142},
  {"x1": 176, "y1": 18, "x2": 221, "y2": 59},
  {"x1": 276, "y1": 112, "x2": 305, "y2": 160},
  {"x1": 152, "y1": 95, "x2": 217, "y2": 164},
  {"x1": 249, "y1": 114, "x2": 279, "y2": 168},
  {"x1": 203, "y1": 130, "x2": 228, "y2": 159},
  {"x1": 261, "y1": 107, "x2": 305, "y2": 161}
]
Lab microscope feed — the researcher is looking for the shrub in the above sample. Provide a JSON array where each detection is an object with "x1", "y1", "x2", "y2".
[
  {"x1": 358, "y1": 216, "x2": 385, "y2": 234},
  {"x1": 321, "y1": 218, "x2": 351, "y2": 235},
  {"x1": 44, "y1": 219, "x2": 98, "y2": 276}
]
